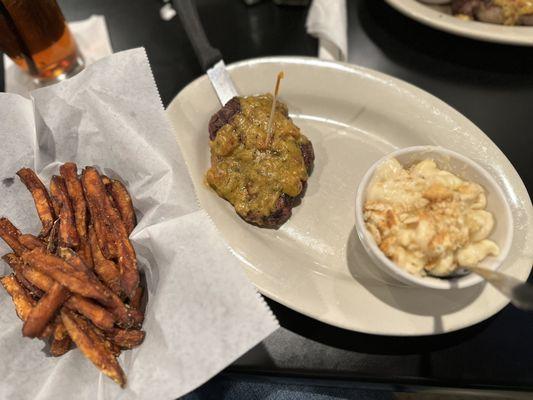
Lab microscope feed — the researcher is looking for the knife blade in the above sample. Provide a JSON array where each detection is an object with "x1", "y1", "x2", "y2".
[
  {"x1": 206, "y1": 60, "x2": 238, "y2": 106},
  {"x1": 173, "y1": 0, "x2": 238, "y2": 105}
]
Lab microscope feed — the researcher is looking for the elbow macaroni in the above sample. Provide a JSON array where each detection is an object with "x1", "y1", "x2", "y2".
[{"x1": 364, "y1": 158, "x2": 499, "y2": 277}]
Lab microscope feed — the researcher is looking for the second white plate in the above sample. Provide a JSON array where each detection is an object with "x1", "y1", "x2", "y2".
[
  {"x1": 386, "y1": 0, "x2": 533, "y2": 46},
  {"x1": 167, "y1": 57, "x2": 533, "y2": 336}
]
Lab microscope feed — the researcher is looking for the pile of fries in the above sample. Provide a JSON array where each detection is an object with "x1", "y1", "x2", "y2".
[{"x1": 0, "y1": 163, "x2": 145, "y2": 387}]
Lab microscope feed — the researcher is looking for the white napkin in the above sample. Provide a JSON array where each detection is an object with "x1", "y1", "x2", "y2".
[
  {"x1": 3, "y1": 15, "x2": 113, "y2": 98},
  {"x1": 306, "y1": 0, "x2": 348, "y2": 62},
  {"x1": 0, "y1": 48, "x2": 278, "y2": 400}
]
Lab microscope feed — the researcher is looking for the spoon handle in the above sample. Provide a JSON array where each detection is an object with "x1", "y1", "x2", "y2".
[{"x1": 467, "y1": 266, "x2": 533, "y2": 311}]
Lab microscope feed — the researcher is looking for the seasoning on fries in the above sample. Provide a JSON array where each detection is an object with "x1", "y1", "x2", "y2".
[{"x1": 0, "y1": 164, "x2": 144, "y2": 388}]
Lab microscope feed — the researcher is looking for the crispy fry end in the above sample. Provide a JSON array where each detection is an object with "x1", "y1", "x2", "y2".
[
  {"x1": 61, "y1": 309, "x2": 126, "y2": 387},
  {"x1": 108, "y1": 179, "x2": 137, "y2": 236},
  {"x1": 50, "y1": 321, "x2": 72, "y2": 357},
  {"x1": 1, "y1": 274, "x2": 35, "y2": 320},
  {"x1": 22, "y1": 282, "x2": 69, "y2": 338},
  {"x1": 16, "y1": 168, "x2": 55, "y2": 237},
  {"x1": 0, "y1": 217, "x2": 26, "y2": 255}
]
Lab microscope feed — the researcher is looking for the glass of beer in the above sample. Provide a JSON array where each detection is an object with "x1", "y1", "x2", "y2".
[{"x1": 0, "y1": 0, "x2": 83, "y2": 83}]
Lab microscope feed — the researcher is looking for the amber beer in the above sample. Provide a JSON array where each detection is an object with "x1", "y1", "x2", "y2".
[{"x1": 0, "y1": 0, "x2": 82, "y2": 82}]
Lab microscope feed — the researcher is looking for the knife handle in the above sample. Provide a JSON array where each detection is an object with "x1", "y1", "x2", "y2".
[{"x1": 173, "y1": 0, "x2": 222, "y2": 71}]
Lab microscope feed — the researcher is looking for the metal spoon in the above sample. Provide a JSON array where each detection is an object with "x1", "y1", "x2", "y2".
[{"x1": 433, "y1": 266, "x2": 533, "y2": 311}]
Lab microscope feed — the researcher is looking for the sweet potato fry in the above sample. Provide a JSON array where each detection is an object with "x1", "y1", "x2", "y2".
[
  {"x1": 50, "y1": 175, "x2": 80, "y2": 249},
  {"x1": 77, "y1": 248, "x2": 142, "y2": 328},
  {"x1": 18, "y1": 234, "x2": 46, "y2": 250},
  {"x1": 16, "y1": 168, "x2": 55, "y2": 237},
  {"x1": 0, "y1": 217, "x2": 26, "y2": 256},
  {"x1": 22, "y1": 249, "x2": 112, "y2": 306},
  {"x1": 0, "y1": 217, "x2": 22, "y2": 237},
  {"x1": 50, "y1": 319, "x2": 72, "y2": 357},
  {"x1": 88, "y1": 227, "x2": 122, "y2": 296},
  {"x1": 50, "y1": 334, "x2": 72, "y2": 356},
  {"x1": 84, "y1": 254, "x2": 140, "y2": 326},
  {"x1": 53, "y1": 316, "x2": 69, "y2": 340},
  {"x1": 91, "y1": 323, "x2": 122, "y2": 357},
  {"x1": 78, "y1": 315, "x2": 124, "y2": 371},
  {"x1": 116, "y1": 238, "x2": 139, "y2": 300},
  {"x1": 22, "y1": 264, "x2": 115, "y2": 330},
  {"x1": 101, "y1": 176, "x2": 117, "y2": 208},
  {"x1": 107, "y1": 293, "x2": 143, "y2": 329},
  {"x1": 105, "y1": 339, "x2": 122, "y2": 357},
  {"x1": 95, "y1": 329, "x2": 122, "y2": 357},
  {"x1": 83, "y1": 168, "x2": 139, "y2": 298},
  {"x1": 22, "y1": 282, "x2": 69, "y2": 338},
  {"x1": 1, "y1": 274, "x2": 55, "y2": 338},
  {"x1": 107, "y1": 328, "x2": 145, "y2": 349},
  {"x1": 107, "y1": 179, "x2": 137, "y2": 236},
  {"x1": 61, "y1": 309, "x2": 126, "y2": 387},
  {"x1": 66, "y1": 295, "x2": 115, "y2": 331},
  {"x1": 60, "y1": 163, "x2": 94, "y2": 267},
  {"x1": 82, "y1": 167, "x2": 119, "y2": 259},
  {"x1": 58, "y1": 247, "x2": 90, "y2": 273},
  {"x1": 2, "y1": 253, "x2": 43, "y2": 298},
  {"x1": 77, "y1": 241, "x2": 93, "y2": 270},
  {"x1": 46, "y1": 219, "x2": 59, "y2": 254},
  {"x1": 1, "y1": 274, "x2": 36, "y2": 320},
  {"x1": 19, "y1": 262, "x2": 55, "y2": 291},
  {"x1": 59, "y1": 163, "x2": 87, "y2": 237},
  {"x1": 80, "y1": 231, "x2": 142, "y2": 326},
  {"x1": 129, "y1": 285, "x2": 143, "y2": 310},
  {"x1": 69, "y1": 242, "x2": 141, "y2": 327}
]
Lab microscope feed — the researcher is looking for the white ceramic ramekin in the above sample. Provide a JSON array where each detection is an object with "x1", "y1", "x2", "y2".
[{"x1": 355, "y1": 146, "x2": 513, "y2": 290}]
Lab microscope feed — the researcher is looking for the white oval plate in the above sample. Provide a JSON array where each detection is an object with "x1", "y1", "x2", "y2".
[
  {"x1": 167, "y1": 57, "x2": 533, "y2": 336},
  {"x1": 386, "y1": 0, "x2": 533, "y2": 46}
]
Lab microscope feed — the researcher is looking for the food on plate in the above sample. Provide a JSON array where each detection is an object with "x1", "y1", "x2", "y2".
[
  {"x1": 363, "y1": 158, "x2": 499, "y2": 277},
  {"x1": 206, "y1": 91, "x2": 314, "y2": 228},
  {"x1": 451, "y1": 0, "x2": 533, "y2": 25},
  {"x1": 0, "y1": 164, "x2": 144, "y2": 387}
]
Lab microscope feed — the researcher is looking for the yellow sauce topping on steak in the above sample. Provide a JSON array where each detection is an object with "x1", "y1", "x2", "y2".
[{"x1": 206, "y1": 94, "x2": 311, "y2": 220}]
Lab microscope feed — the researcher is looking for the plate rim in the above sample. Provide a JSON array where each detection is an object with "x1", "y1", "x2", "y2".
[
  {"x1": 167, "y1": 55, "x2": 533, "y2": 336},
  {"x1": 385, "y1": 0, "x2": 533, "y2": 46}
]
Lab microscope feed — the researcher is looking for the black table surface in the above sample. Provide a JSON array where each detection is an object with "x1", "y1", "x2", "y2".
[{"x1": 3, "y1": 0, "x2": 533, "y2": 394}]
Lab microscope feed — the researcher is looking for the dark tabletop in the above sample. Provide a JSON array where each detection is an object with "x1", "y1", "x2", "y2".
[{"x1": 3, "y1": 0, "x2": 533, "y2": 394}]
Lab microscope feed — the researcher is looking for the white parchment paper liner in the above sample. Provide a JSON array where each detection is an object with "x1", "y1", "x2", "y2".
[{"x1": 0, "y1": 48, "x2": 278, "y2": 400}]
